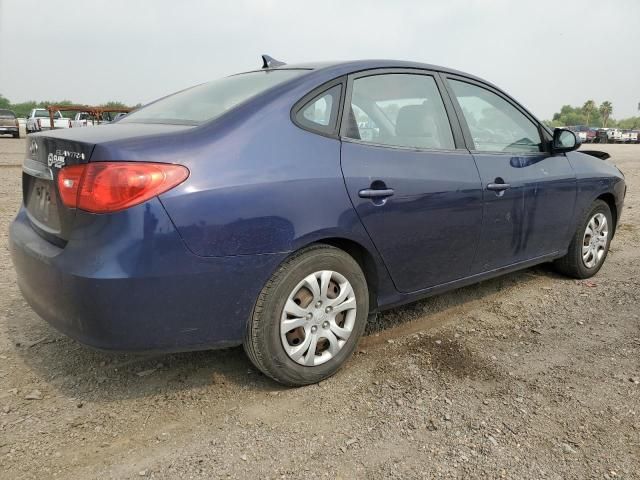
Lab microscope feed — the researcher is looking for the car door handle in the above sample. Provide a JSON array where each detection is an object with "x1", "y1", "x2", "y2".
[
  {"x1": 358, "y1": 188, "x2": 395, "y2": 199},
  {"x1": 486, "y1": 183, "x2": 511, "y2": 191}
]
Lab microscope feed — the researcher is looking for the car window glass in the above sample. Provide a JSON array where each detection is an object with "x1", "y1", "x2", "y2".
[
  {"x1": 449, "y1": 80, "x2": 542, "y2": 153},
  {"x1": 295, "y1": 84, "x2": 341, "y2": 133},
  {"x1": 344, "y1": 73, "x2": 455, "y2": 150},
  {"x1": 121, "y1": 70, "x2": 304, "y2": 126},
  {"x1": 351, "y1": 104, "x2": 380, "y2": 141}
]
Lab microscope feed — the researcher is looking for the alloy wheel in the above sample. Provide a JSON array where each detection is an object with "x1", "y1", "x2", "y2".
[{"x1": 582, "y1": 212, "x2": 609, "y2": 268}]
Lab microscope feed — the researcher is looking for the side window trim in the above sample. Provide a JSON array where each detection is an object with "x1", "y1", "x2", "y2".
[
  {"x1": 441, "y1": 74, "x2": 549, "y2": 154},
  {"x1": 339, "y1": 68, "x2": 466, "y2": 152},
  {"x1": 291, "y1": 76, "x2": 346, "y2": 138}
]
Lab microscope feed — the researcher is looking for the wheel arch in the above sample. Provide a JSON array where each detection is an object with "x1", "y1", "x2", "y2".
[
  {"x1": 310, "y1": 237, "x2": 381, "y2": 313},
  {"x1": 596, "y1": 192, "x2": 617, "y2": 237}
]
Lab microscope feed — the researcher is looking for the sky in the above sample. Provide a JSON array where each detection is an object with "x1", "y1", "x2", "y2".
[{"x1": 0, "y1": 0, "x2": 639, "y2": 120}]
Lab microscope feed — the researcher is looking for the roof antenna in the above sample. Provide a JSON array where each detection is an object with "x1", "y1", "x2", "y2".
[{"x1": 261, "y1": 54, "x2": 286, "y2": 69}]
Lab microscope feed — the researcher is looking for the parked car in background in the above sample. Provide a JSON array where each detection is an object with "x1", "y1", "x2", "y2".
[
  {"x1": 70, "y1": 111, "x2": 124, "y2": 128},
  {"x1": 9, "y1": 57, "x2": 626, "y2": 386},
  {"x1": 26, "y1": 109, "x2": 71, "y2": 133},
  {"x1": 631, "y1": 130, "x2": 640, "y2": 143},
  {"x1": 567, "y1": 125, "x2": 587, "y2": 143},
  {"x1": 71, "y1": 112, "x2": 96, "y2": 128},
  {"x1": 593, "y1": 129, "x2": 609, "y2": 143},
  {"x1": 620, "y1": 130, "x2": 638, "y2": 143},
  {"x1": 620, "y1": 130, "x2": 630, "y2": 143},
  {"x1": 606, "y1": 128, "x2": 622, "y2": 143},
  {"x1": 576, "y1": 125, "x2": 596, "y2": 143},
  {"x1": 0, "y1": 109, "x2": 20, "y2": 138}
]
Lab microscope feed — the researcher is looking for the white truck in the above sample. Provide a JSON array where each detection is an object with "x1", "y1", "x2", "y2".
[
  {"x1": 26, "y1": 108, "x2": 71, "y2": 133},
  {"x1": 71, "y1": 112, "x2": 98, "y2": 128},
  {"x1": 70, "y1": 111, "x2": 122, "y2": 128},
  {"x1": 606, "y1": 128, "x2": 622, "y2": 143}
]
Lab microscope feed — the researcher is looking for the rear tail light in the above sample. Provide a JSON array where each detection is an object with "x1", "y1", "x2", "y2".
[
  {"x1": 57, "y1": 162, "x2": 189, "y2": 213},
  {"x1": 37, "y1": 119, "x2": 41, "y2": 129},
  {"x1": 15, "y1": 119, "x2": 19, "y2": 128}
]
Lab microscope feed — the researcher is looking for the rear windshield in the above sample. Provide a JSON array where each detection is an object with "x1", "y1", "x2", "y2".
[
  {"x1": 0, "y1": 110, "x2": 16, "y2": 119},
  {"x1": 34, "y1": 110, "x2": 61, "y2": 118},
  {"x1": 121, "y1": 70, "x2": 305, "y2": 126}
]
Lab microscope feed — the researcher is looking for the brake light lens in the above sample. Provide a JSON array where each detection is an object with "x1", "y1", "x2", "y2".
[{"x1": 57, "y1": 162, "x2": 189, "y2": 213}]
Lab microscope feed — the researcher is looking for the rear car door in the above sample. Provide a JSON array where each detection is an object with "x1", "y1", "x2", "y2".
[
  {"x1": 339, "y1": 70, "x2": 483, "y2": 293},
  {"x1": 442, "y1": 76, "x2": 577, "y2": 273}
]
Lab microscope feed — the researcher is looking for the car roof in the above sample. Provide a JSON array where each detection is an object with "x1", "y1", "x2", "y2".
[{"x1": 267, "y1": 59, "x2": 489, "y2": 83}]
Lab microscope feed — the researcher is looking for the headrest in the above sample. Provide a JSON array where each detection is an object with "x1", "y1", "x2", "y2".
[{"x1": 395, "y1": 104, "x2": 436, "y2": 137}]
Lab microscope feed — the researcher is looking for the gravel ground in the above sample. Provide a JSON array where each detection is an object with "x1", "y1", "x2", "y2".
[{"x1": 0, "y1": 138, "x2": 638, "y2": 479}]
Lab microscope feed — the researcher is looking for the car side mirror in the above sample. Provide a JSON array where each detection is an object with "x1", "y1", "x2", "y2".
[{"x1": 552, "y1": 128, "x2": 580, "y2": 153}]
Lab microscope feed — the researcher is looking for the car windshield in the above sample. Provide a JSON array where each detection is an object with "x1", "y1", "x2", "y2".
[
  {"x1": 121, "y1": 70, "x2": 305, "y2": 126},
  {"x1": 0, "y1": 109, "x2": 16, "y2": 119}
]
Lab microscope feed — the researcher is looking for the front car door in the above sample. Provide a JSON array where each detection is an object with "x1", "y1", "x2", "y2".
[
  {"x1": 339, "y1": 70, "x2": 483, "y2": 293},
  {"x1": 442, "y1": 76, "x2": 577, "y2": 273}
]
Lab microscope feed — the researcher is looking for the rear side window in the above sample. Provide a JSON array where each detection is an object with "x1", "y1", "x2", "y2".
[
  {"x1": 120, "y1": 70, "x2": 304, "y2": 126},
  {"x1": 343, "y1": 73, "x2": 455, "y2": 150},
  {"x1": 294, "y1": 84, "x2": 342, "y2": 135},
  {"x1": 0, "y1": 110, "x2": 16, "y2": 119},
  {"x1": 32, "y1": 110, "x2": 61, "y2": 119},
  {"x1": 448, "y1": 80, "x2": 542, "y2": 153}
]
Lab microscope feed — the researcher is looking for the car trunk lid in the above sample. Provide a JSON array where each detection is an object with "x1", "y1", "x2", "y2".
[
  {"x1": 22, "y1": 136, "x2": 94, "y2": 245},
  {"x1": 22, "y1": 124, "x2": 196, "y2": 246}
]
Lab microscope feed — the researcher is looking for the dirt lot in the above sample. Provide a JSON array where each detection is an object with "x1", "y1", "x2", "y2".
[{"x1": 0, "y1": 138, "x2": 638, "y2": 479}]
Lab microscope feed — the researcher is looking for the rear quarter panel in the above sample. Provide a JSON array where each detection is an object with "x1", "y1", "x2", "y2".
[
  {"x1": 155, "y1": 102, "x2": 374, "y2": 258},
  {"x1": 92, "y1": 73, "x2": 384, "y2": 263}
]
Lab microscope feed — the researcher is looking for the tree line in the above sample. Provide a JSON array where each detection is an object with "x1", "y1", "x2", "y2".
[
  {"x1": 546, "y1": 100, "x2": 640, "y2": 130},
  {"x1": 2, "y1": 92, "x2": 639, "y2": 130},
  {"x1": 0, "y1": 94, "x2": 138, "y2": 118}
]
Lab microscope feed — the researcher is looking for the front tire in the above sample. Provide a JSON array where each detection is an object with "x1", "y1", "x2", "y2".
[
  {"x1": 554, "y1": 200, "x2": 612, "y2": 278},
  {"x1": 244, "y1": 244, "x2": 369, "y2": 386}
]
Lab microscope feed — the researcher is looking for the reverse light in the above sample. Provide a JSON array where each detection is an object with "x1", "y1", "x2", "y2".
[{"x1": 57, "y1": 162, "x2": 189, "y2": 213}]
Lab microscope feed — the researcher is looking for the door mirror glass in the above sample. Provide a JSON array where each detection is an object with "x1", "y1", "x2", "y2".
[{"x1": 553, "y1": 128, "x2": 580, "y2": 153}]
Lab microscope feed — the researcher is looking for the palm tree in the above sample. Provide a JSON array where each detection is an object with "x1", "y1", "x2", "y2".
[
  {"x1": 599, "y1": 101, "x2": 613, "y2": 127},
  {"x1": 582, "y1": 100, "x2": 596, "y2": 126}
]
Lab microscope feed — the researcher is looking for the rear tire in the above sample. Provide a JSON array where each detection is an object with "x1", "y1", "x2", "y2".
[
  {"x1": 244, "y1": 244, "x2": 369, "y2": 386},
  {"x1": 553, "y1": 200, "x2": 612, "y2": 279},
  {"x1": 13, "y1": 132, "x2": 20, "y2": 139}
]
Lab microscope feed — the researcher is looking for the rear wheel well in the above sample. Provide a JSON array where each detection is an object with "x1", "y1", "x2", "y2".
[
  {"x1": 313, "y1": 238, "x2": 379, "y2": 313},
  {"x1": 597, "y1": 193, "x2": 617, "y2": 236}
]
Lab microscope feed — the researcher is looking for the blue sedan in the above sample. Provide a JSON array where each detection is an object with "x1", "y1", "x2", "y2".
[{"x1": 10, "y1": 56, "x2": 626, "y2": 386}]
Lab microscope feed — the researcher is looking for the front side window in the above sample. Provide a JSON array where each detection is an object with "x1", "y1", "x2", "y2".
[
  {"x1": 121, "y1": 70, "x2": 304, "y2": 125},
  {"x1": 295, "y1": 84, "x2": 341, "y2": 134},
  {"x1": 449, "y1": 80, "x2": 542, "y2": 153},
  {"x1": 343, "y1": 73, "x2": 455, "y2": 150}
]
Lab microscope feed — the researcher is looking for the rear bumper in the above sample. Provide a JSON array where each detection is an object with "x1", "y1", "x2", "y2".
[
  {"x1": 0, "y1": 126, "x2": 18, "y2": 134},
  {"x1": 9, "y1": 200, "x2": 285, "y2": 352}
]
